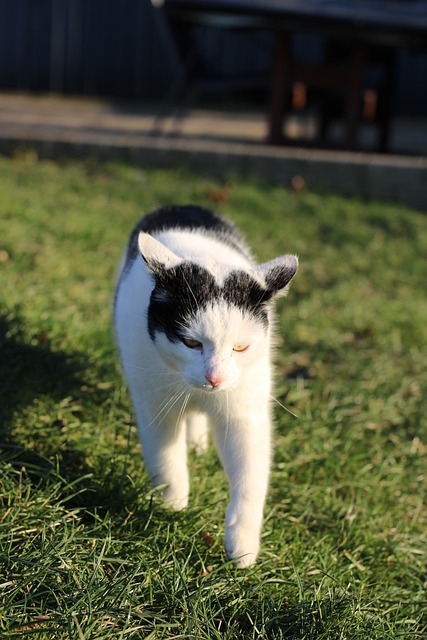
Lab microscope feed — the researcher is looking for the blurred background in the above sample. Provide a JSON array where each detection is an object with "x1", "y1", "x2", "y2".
[{"x1": 0, "y1": 0, "x2": 426, "y2": 154}]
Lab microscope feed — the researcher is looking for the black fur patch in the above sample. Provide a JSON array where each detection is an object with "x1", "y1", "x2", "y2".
[
  {"x1": 222, "y1": 271, "x2": 272, "y2": 318},
  {"x1": 264, "y1": 262, "x2": 297, "y2": 293},
  {"x1": 138, "y1": 205, "x2": 234, "y2": 235},
  {"x1": 148, "y1": 263, "x2": 269, "y2": 342},
  {"x1": 124, "y1": 204, "x2": 253, "y2": 271}
]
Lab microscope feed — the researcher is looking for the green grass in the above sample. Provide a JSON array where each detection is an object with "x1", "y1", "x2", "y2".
[{"x1": 0, "y1": 151, "x2": 426, "y2": 639}]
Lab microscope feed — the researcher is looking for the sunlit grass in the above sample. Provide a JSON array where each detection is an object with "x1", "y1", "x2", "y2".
[{"x1": 0, "y1": 153, "x2": 426, "y2": 638}]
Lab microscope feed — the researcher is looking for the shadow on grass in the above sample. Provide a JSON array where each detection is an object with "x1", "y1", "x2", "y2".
[
  {"x1": 0, "y1": 309, "x2": 153, "y2": 516},
  {"x1": 0, "y1": 310, "x2": 86, "y2": 437},
  {"x1": 0, "y1": 309, "x2": 94, "y2": 478}
]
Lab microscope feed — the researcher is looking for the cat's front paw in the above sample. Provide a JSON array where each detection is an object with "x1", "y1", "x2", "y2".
[
  {"x1": 163, "y1": 486, "x2": 189, "y2": 511},
  {"x1": 151, "y1": 468, "x2": 189, "y2": 511},
  {"x1": 224, "y1": 526, "x2": 260, "y2": 568}
]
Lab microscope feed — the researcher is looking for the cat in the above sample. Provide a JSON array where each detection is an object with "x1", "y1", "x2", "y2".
[{"x1": 114, "y1": 204, "x2": 298, "y2": 567}]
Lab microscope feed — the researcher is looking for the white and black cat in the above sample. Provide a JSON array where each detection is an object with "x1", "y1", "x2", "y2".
[{"x1": 114, "y1": 205, "x2": 298, "y2": 567}]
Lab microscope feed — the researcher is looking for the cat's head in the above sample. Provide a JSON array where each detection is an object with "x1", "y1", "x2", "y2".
[{"x1": 138, "y1": 232, "x2": 298, "y2": 392}]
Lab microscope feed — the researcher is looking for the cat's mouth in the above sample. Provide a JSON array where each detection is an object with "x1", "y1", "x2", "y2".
[
  {"x1": 204, "y1": 381, "x2": 238, "y2": 393},
  {"x1": 202, "y1": 383, "x2": 224, "y2": 392},
  {"x1": 196, "y1": 380, "x2": 228, "y2": 393}
]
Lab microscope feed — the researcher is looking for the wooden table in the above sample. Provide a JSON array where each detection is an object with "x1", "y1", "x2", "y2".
[{"x1": 163, "y1": 0, "x2": 427, "y2": 150}]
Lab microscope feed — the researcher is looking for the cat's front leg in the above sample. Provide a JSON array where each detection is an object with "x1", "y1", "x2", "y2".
[
  {"x1": 133, "y1": 395, "x2": 190, "y2": 511},
  {"x1": 213, "y1": 406, "x2": 272, "y2": 568},
  {"x1": 186, "y1": 412, "x2": 209, "y2": 455}
]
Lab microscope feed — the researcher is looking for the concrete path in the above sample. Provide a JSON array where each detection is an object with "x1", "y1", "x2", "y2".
[{"x1": 0, "y1": 92, "x2": 426, "y2": 210}]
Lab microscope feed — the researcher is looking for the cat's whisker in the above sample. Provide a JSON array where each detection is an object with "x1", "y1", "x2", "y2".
[
  {"x1": 128, "y1": 376, "x2": 185, "y2": 395},
  {"x1": 270, "y1": 394, "x2": 299, "y2": 419},
  {"x1": 175, "y1": 390, "x2": 192, "y2": 435},
  {"x1": 127, "y1": 363, "x2": 179, "y2": 375},
  {"x1": 159, "y1": 386, "x2": 188, "y2": 415},
  {"x1": 219, "y1": 388, "x2": 235, "y2": 450},
  {"x1": 224, "y1": 388, "x2": 231, "y2": 447},
  {"x1": 143, "y1": 381, "x2": 186, "y2": 394},
  {"x1": 141, "y1": 386, "x2": 188, "y2": 431}
]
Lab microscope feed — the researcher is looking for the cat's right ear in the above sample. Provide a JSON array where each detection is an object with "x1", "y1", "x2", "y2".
[
  {"x1": 138, "y1": 232, "x2": 181, "y2": 273},
  {"x1": 255, "y1": 254, "x2": 299, "y2": 298}
]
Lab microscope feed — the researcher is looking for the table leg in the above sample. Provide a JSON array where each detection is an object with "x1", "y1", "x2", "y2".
[
  {"x1": 378, "y1": 48, "x2": 396, "y2": 152},
  {"x1": 344, "y1": 44, "x2": 367, "y2": 149},
  {"x1": 268, "y1": 33, "x2": 290, "y2": 144}
]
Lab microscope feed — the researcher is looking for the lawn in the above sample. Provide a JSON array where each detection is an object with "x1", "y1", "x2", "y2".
[{"x1": 0, "y1": 152, "x2": 426, "y2": 639}]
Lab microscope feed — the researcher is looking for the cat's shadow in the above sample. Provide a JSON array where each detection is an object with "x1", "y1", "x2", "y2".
[
  {"x1": 0, "y1": 311, "x2": 86, "y2": 435},
  {"x1": 0, "y1": 310, "x2": 90, "y2": 474},
  {"x1": 0, "y1": 310, "x2": 154, "y2": 517}
]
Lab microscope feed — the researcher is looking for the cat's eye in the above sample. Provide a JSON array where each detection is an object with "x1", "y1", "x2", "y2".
[
  {"x1": 233, "y1": 344, "x2": 249, "y2": 353},
  {"x1": 181, "y1": 337, "x2": 203, "y2": 349}
]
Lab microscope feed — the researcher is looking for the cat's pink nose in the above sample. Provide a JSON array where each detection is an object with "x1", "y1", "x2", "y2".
[{"x1": 205, "y1": 372, "x2": 225, "y2": 388}]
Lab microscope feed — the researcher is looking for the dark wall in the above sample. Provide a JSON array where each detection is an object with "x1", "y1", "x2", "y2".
[
  {"x1": 0, "y1": 0, "x2": 176, "y2": 97},
  {"x1": 0, "y1": 0, "x2": 426, "y2": 114}
]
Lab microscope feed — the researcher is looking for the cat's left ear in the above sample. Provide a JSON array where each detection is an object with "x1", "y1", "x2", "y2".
[
  {"x1": 255, "y1": 255, "x2": 299, "y2": 298},
  {"x1": 138, "y1": 232, "x2": 182, "y2": 273}
]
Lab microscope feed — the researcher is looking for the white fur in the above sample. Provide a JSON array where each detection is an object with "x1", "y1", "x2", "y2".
[{"x1": 115, "y1": 227, "x2": 296, "y2": 567}]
